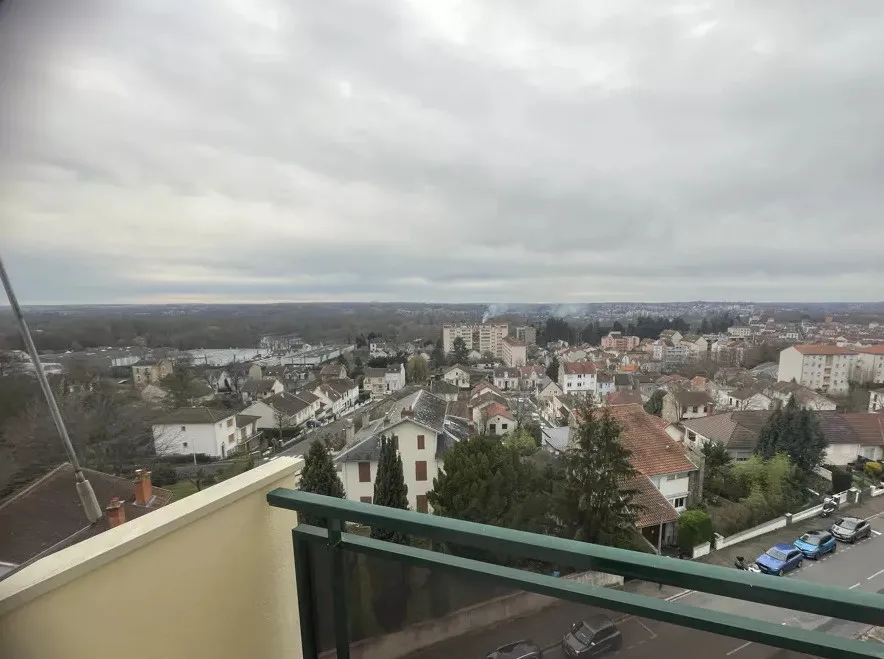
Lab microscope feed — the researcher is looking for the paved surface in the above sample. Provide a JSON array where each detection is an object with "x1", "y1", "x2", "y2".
[{"x1": 401, "y1": 508, "x2": 884, "y2": 659}]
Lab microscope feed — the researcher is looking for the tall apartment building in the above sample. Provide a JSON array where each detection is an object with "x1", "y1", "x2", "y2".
[
  {"x1": 600, "y1": 331, "x2": 640, "y2": 351},
  {"x1": 442, "y1": 322, "x2": 508, "y2": 358},
  {"x1": 513, "y1": 325, "x2": 537, "y2": 346},
  {"x1": 501, "y1": 336, "x2": 527, "y2": 367},
  {"x1": 856, "y1": 346, "x2": 884, "y2": 385},
  {"x1": 777, "y1": 345, "x2": 857, "y2": 395}
]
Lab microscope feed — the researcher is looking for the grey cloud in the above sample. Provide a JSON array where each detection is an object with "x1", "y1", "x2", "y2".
[{"x1": 2, "y1": 0, "x2": 884, "y2": 304}]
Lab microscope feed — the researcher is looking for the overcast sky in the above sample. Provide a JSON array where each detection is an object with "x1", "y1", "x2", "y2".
[{"x1": 2, "y1": 1, "x2": 883, "y2": 305}]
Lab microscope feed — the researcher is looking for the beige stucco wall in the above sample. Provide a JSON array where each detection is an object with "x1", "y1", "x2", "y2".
[{"x1": 0, "y1": 457, "x2": 304, "y2": 659}]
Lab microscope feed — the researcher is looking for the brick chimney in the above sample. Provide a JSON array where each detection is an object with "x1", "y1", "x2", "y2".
[
  {"x1": 106, "y1": 497, "x2": 126, "y2": 528},
  {"x1": 133, "y1": 469, "x2": 153, "y2": 506},
  {"x1": 401, "y1": 407, "x2": 414, "y2": 419}
]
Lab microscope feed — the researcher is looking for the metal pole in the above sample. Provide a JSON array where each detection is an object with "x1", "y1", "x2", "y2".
[{"x1": 0, "y1": 254, "x2": 103, "y2": 522}]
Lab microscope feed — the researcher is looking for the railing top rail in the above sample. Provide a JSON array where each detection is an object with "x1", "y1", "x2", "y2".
[{"x1": 268, "y1": 488, "x2": 884, "y2": 626}]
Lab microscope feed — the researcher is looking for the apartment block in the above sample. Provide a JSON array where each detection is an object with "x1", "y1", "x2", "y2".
[
  {"x1": 600, "y1": 331, "x2": 640, "y2": 351},
  {"x1": 513, "y1": 325, "x2": 537, "y2": 346},
  {"x1": 442, "y1": 322, "x2": 509, "y2": 358},
  {"x1": 777, "y1": 344, "x2": 857, "y2": 395},
  {"x1": 501, "y1": 336, "x2": 527, "y2": 367}
]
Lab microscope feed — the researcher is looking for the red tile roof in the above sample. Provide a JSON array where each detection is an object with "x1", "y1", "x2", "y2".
[
  {"x1": 793, "y1": 344, "x2": 856, "y2": 355},
  {"x1": 607, "y1": 404, "x2": 697, "y2": 476},
  {"x1": 562, "y1": 361, "x2": 596, "y2": 375},
  {"x1": 625, "y1": 475, "x2": 680, "y2": 528},
  {"x1": 483, "y1": 402, "x2": 515, "y2": 421},
  {"x1": 856, "y1": 345, "x2": 884, "y2": 355},
  {"x1": 606, "y1": 391, "x2": 643, "y2": 406}
]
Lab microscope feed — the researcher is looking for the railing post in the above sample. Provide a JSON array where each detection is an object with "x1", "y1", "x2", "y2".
[
  {"x1": 328, "y1": 518, "x2": 350, "y2": 659},
  {"x1": 293, "y1": 530, "x2": 318, "y2": 659}
]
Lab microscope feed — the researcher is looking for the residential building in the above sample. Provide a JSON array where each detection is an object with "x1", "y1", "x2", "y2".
[
  {"x1": 426, "y1": 379, "x2": 459, "y2": 401},
  {"x1": 679, "y1": 334, "x2": 709, "y2": 359},
  {"x1": 856, "y1": 345, "x2": 884, "y2": 385},
  {"x1": 519, "y1": 364, "x2": 546, "y2": 391},
  {"x1": 558, "y1": 361, "x2": 597, "y2": 397},
  {"x1": 596, "y1": 374, "x2": 615, "y2": 399},
  {"x1": 241, "y1": 377, "x2": 285, "y2": 402},
  {"x1": 441, "y1": 364, "x2": 471, "y2": 389},
  {"x1": 493, "y1": 367, "x2": 521, "y2": 391},
  {"x1": 726, "y1": 387, "x2": 774, "y2": 411},
  {"x1": 777, "y1": 344, "x2": 858, "y2": 395},
  {"x1": 442, "y1": 322, "x2": 509, "y2": 358},
  {"x1": 242, "y1": 392, "x2": 316, "y2": 430},
  {"x1": 728, "y1": 326, "x2": 752, "y2": 338},
  {"x1": 606, "y1": 391, "x2": 643, "y2": 405},
  {"x1": 870, "y1": 389, "x2": 884, "y2": 413},
  {"x1": 661, "y1": 391, "x2": 713, "y2": 423},
  {"x1": 318, "y1": 363, "x2": 347, "y2": 380},
  {"x1": 653, "y1": 340, "x2": 694, "y2": 364},
  {"x1": 0, "y1": 466, "x2": 171, "y2": 574},
  {"x1": 765, "y1": 381, "x2": 837, "y2": 411},
  {"x1": 311, "y1": 378, "x2": 359, "y2": 417},
  {"x1": 152, "y1": 407, "x2": 258, "y2": 458},
  {"x1": 362, "y1": 367, "x2": 388, "y2": 398},
  {"x1": 600, "y1": 331, "x2": 640, "y2": 351},
  {"x1": 480, "y1": 402, "x2": 516, "y2": 436},
  {"x1": 385, "y1": 362, "x2": 406, "y2": 393},
  {"x1": 681, "y1": 411, "x2": 884, "y2": 465},
  {"x1": 501, "y1": 336, "x2": 527, "y2": 367},
  {"x1": 513, "y1": 325, "x2": 537, "y2": 346},
  {"x1": 659, "y1": 330, "x2": 683, "y2": 344},
  {"x1": 335, "y1": 389, "x2": 469, "y2": 511},
  {"x1": 131, "y1": 359, "x2": 173, "y2": 387}
]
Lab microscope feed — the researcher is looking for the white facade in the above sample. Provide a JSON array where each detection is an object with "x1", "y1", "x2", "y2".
[
  {"x1": 241, "y1": 398, "x2": 313, "y2": 429},
  {"x1": 385, "y1": 363, "x2": 406, "y2": 392},
  {"x1": 649, "y1": 472, "x2": 692, "y2": 512},
  {"x1": 559, "y1": 362, "x2": 597, "y2": 396},
  {"x1": 501, "y1": 337, "x2": 527, "y2": 367},
  {"x1": 442, "y1": 366, "x2": 471, "y2": 389},
  {"x1": 152, "y1": 414, "x2": 238, "y2": 458},
  {"x1": 442, "y1": 323, "x2": 509, "y2": 358},
  {"x1": 856, "y1": 349, "x2": 884, "y2": 385},
  {"x1": 484, "y1": 412, "x2": 515, "y2": 436},
  {"x1": 728, "y1": 326, "x2": 752, "y2": 338},
  {"x1": 777, "y1": 346, "x2": 857, "y2": 395},
  {"x1": 338, "y1": 419, "x2": 441, "y2": 511}
]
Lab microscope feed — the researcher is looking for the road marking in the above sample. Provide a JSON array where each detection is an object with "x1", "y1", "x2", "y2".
[
  {"x1": 873, "y1": 530, "x2": 882, "y2": 536},
  {"x1": 850, "y1": 582, "x2": 862, "y2": 589},
  {"x1": 666, "y1": 589, "x2": 694, "y2": 602},
  {"x1": 726, "y1": 641, "x2": 753, "y2": 655},
  {"x1": 636, "y1": 618, "x2": 658, "y2": 639},
  {"x1": 867, "y1": 569, "x2": 884, "y2": 581}
]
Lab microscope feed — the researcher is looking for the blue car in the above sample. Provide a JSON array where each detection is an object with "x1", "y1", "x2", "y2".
[
  {"x1": 794, "y1": 530, "x2": 836, "y2": 559},
  {"x1": 755, "y1": 543, "x2": 804, "y2": 576}
]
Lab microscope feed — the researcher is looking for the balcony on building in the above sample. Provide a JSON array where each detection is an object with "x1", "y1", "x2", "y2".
[{"x1": 1, "y1": 457, "x2": 883, "y2": 659}]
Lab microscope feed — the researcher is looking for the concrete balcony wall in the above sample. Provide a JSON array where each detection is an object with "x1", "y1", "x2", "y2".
[{"x1": 0, "y1": 457, "x2": 304, "y2": 659}]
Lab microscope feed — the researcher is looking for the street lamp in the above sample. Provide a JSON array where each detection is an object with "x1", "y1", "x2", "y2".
[{"x1": 0, "y1": 255, "x2": 103, "y2": 523}]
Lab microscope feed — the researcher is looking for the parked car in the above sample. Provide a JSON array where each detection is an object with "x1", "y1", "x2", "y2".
[
  {"x1": 561, "y1": 614, "x2": 623, "y2": 657},
  {"x1": 830, "y1": 517, "x2": 873, "y2": 543},
  {"x1": 486, "y1": 640, "x2": 542, "y2": 659},
  {"x1": 755, "y1": 543, "x2": 804, "y2": 576},
  {"x1": 794, "y1": 530, "x2": 837, "y2": 559}
]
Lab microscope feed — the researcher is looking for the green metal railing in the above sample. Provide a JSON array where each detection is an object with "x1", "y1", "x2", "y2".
[{"x1": 268, "y1": 489, "x2": 884, "y2": 659}]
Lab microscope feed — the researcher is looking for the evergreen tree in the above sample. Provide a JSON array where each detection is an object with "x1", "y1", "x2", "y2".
[
  {"x1": 430, "y1": 339, "x2": 445, "y2": 365},
  {"x1": 371, "y1": 434, "x2": 410, "y2": 544},
  {"x1": 546, "y1": 356, "x2": 560, "y2": 382},
  {"x1": 451, "y1": 337, "x2": 469, "y2": 363},
  {"x1": 556, "y1": 402, "x2": 640, "y2": 545},
  {"x1": 643, "y1": 389, "x2": 666, "y2": 417},
  {"x1": 755, "y1": 397, "x2": 827, "y2": 473},
  {"x1": 298, "y1": 440, "x2": 345, "y2": 527}
]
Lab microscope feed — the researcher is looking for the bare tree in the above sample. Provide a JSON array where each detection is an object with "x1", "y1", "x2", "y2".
[{"x1": 273, "y1": 406, "x2": 288, "y2": 451}]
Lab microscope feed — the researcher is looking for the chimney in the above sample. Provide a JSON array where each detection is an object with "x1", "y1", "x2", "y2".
[
  {"x1": 134, "y1": 469, "x2": 153, "y2": 506},
  {"x1": 402, "y1": 407, "x2": 414, "y2": 419},
  {"x1": 106, "y1": 497, "x2": 126, "y2": 528}
]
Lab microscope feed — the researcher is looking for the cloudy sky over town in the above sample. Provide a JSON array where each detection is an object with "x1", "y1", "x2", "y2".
[{"x1": 2, "y1": 0, "x2": 883, "y2": 304}]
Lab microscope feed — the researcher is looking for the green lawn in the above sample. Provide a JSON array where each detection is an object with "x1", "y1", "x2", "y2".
[{"x1": 165, "y1": 480, "x2": 199, "y2": 501}]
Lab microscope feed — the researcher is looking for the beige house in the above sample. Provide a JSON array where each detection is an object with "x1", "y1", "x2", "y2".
[
  {"x1": 501, "y1": 336, "x2": 527, "y2": 367},
  {"x1": 442, "y1": 364, "x2": 471, "y2": 389},
  {"x1": 131, "y1": 359, "x2": 173, "y2": 387},
  {"x1": 661, "y1": 390, "x2": 713, "y2": 423}
]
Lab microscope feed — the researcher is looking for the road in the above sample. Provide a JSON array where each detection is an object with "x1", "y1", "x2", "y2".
[{"x1": 402, "y1": 513, "x2": 884, "y2": 659}]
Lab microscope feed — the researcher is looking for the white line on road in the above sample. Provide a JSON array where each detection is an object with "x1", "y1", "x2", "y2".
[
  {"x1": 636, "y1": 619, "x2": 658, "y2": 640},
  {"x1": 726, "y1": 641, "x2": 753, "y2": 656},
  {"x1": 867, "y1": 568, "x2": 884, "y2": 581},
  {"x1": 850, "y1": 582, "x2": 862, "y2": 589},
  {"x1": 873, "y1": 529, "x2": 882, "y2": 536}
]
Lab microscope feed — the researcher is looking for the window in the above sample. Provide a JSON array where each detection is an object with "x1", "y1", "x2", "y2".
[
  {"x1": 360, "y1": 496, "x2": 372, "y2": 504},
  {"x1": 181, "y1": 425, "x2": 186, "y2": 431},
  {"x1": 501, "y1": 423, "x2": 508, "y2": 430},
  {"x1": 417, "y1": 434, "x2": 425, "y2": 450},
  {"x1": 671, "y1": 497, "x2": 686, "y2": 509},
  {"x1": 228, "y1": 433, "x2": 235, "y2": 444},
  {"x1": 393, "y1": 436, "x2": 399, "y2": 450},
  {"x1": 416, "y1": 495, "x2": 428, "y2": 513},
  {"x1": 489, "y1": 423, "x2": 496, "y2": 433},
  {"x1": 415, "y1": 460, "x2": 427, "y2": 481},
  {"x1": 358, "y1": 462, "x2": 371, "y2": 482},
  {"x1": 182, "y1": 442, "x2": 188, "y2": 448},
  {"x1": 227, "y1": 418, "x2": 234, "y2": 428}
]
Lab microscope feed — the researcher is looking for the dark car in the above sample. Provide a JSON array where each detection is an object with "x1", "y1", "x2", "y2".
[
  {"x1": 486, "y1": 640, "x2": 541, "y2": 659},
  {"x1": 561, "y1": 614, "x2": 622, "y2": 657},
  {"x1": 830, "y1": 517, "x2": 873, "y2": 543}
]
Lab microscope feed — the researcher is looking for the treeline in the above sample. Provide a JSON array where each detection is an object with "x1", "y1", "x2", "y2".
[{"x1": 541, "y1": 314, "x2": 737, "y2": 346}]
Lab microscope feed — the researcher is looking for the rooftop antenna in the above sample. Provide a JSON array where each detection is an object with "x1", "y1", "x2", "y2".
[{"x1": 0, "y1": 254, "x2": 103, "y2": 522}]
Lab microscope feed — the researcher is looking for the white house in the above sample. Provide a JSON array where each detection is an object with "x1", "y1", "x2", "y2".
[
  {"x1": 311, "y1": 378, "x2": 359, "y2": 417},
  {"x1": 595, "y1": 374, "x2": 615, "y2": 399},
  {"x1": 558, "y1": 361, "x2": 597, "y2": 396},
  {"x1": 777, "y1": 344, "x2": 858, "y2": 395},
  {"x1": 479, "y1": 402, "x2": 516, "y2": 436},
  {"x1": 385, "y1": 363, "x2": 406, "y2": 393},
  {"x1": 519, "y1": 365, "x2": 546, "y2": 391},
  {"x1": 241, "y1": 378, "x2": 285, "y2": 403},
  {"x1": 335, "y1": 389, "x2": 470, "y2": 512},
  {"x1": 442, "y1": 365, "x2": 471, "y2": 389},
  {"x1": 241, "y1": 392, "x2": 316, "y2": 429},
  {"x1": 362, "y1": 368, "x2": 389, "y2": 398},
  {"x1": 501, "y1": 336, "x2": 527, "y2": 367},
  {"x1": 765, "y1": 381, "x2": 837, "y2": 411},
  {"x1": 152, "y1": 407, "x2": 259, "y2": 459},
  {"x1": 493, "y1": 367, "x2": 521, "y2": 391}
]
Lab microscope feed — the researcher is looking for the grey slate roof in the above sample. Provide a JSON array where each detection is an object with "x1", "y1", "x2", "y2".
[
  {"x1": 242, "y1": 378, "x2": 280, "y2": 394},
  {"x1": 155, "y1": 407, "x2": 234, "y2": 425},
  {"x1": 265, "y1": 392, "x2": 309, "y2": 416},
  {"x1": 671, "y1": 390, "x2": 713, "y2": 406},
  {"x1": 363, "y1": 367, "x2": 386, "y2": 379},
  {"x1": 235, "y1": 414, "x2": 261, "y2": 428}
]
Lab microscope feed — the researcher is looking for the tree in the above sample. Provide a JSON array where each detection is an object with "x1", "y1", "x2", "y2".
[
  {"x1": 732, "y1": 453, "x2": 803, "y2": 524},
  {"x1": 370, "y1": 434, "x2": 409, "y2": 544},
  {"x1": 273, "y1": 407, "x2": 288, "y2": 451},
  {"x1": 676, "y1": 509, "x2": 713, "y2": 551},
  {"x1": 643, "y1": 390, "x2": 666, "y2": 417},
  {"x1": 430, "y1": 339, "x2": 445, "y2": 365},
  {"x1": 504, "y1": 427, "x2": 539, "y2": 456},
  {"x1": 160, "y1": 357, "x2": 198, "y2": 407},
  {"x1": 297, "y1": 441, "x2": 345, "y2": 527},
  {"x1": 555, "y1": 402, "x2": 640, "y2": 546},
  {"x1": 405, "y1": 355, "x2": 430, "y2": 384},
  {"x1": 755, "y1": 398, "x2": 827, "y2": 473},
  {"x1": 700, "y1": 441, "x2": 733, "y2": 498},
  {"x1": 546, "y1": 357, "x2": 559, "y2": 382},
  {"x1": 451, "y1": 337, "x2": 469, "y2": 364}
]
